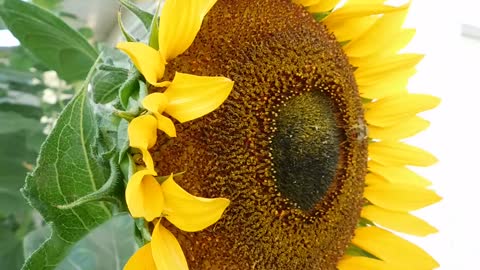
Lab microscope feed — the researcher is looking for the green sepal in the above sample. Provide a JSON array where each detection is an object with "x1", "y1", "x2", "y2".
[
  {"x1": 148, "y1": 2, "x2": 161, "y2": 50},
  {"x1": 118, "y1": 0, "x2": 154, "y2": 30},
  {"x1": 312, "y1": 11, "x2": 330, "y2": 22},
  {"x1": 119, "y1": 70, "x2": 140, "y2": 109},
  {"x1": 117, "y1": 11, "x2": 136, "y2": 43},
  {"x1": 345, "y1": 244, "x2": 380, "y2": 260}
]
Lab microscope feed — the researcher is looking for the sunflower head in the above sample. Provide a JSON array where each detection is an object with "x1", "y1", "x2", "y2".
[{"x1": 151, "y1": 0, "x2": 369, "y2": 268}]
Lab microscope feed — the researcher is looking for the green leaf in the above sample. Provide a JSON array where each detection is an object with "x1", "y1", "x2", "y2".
[
  {"x1": 119, "y1": 0, "x2": 153, "y2": 30},
  {"x1": 32, "y1": 0, "x2": 62, "y2": 10},
  {"x1": 119, "y1": 70, "x2": 140, "y2": 109},
  {"x1": 24, "y1": 214, "x2": 136, "y2": 270},
  {"x1": 77, "y1": 27, "x2": 94, "y2": 40},
  {"x1": 92, "y1": 68, "x2": 128, "y2": 104},
  {"x1": 0, "y1": 225, "x2": 24, "y2": 270},
  {"x1": 0, "y1": 132, "x2": 37, "y2": 216},
  {"x1": 0, "y1": 111, "x2": 42, "y2": 134},
  {"x1": 0, "y1": 0, "x2": 98, "y2": 82},
  {"x1": 21, "y1": 77, "x2": 113, "y2": 270}
]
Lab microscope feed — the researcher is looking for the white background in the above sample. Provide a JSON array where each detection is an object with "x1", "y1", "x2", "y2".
[{"x1": 402, "y1": 0, "x2": 480, "y2": 269}]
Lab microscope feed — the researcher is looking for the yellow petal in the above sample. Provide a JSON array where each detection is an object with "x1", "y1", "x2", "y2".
[
  {"x1": 357, "y1": 68, "x2": 416, "y2": 99},
  {"x1": 369, "y1": 141, "x2": 437, "y2": 167},
  {"x1": 308, "y1": 0, "x2": 340, "y2": 13},
  {"x1": 349, "y1": 29, "x2": 416, "y2": 67},
  {"x1": 338, "y1": 255, "x2": 402, "y2": 270},
  {"x1": 361, "y1": 205, "x2": 438, "y2": 236},
  {"x1": 364, "y1": 183, "x2": 441, "y2": 211},
  {"x1": 142, "y1": 93, "x2": 177, "y2": 137},
  {"x1": 151, "y1": 223, "x2": 189, "y2": 270},
  {"x1": 343, "y1": 7, "x2": 409, "y2": 57},
  {"x1": 355, "y1": 54, "x2": 423, "y2": 82},
  {"x1": 161, "y1": 174, "x2": 230, "y2": 232},
  {"x1": 125, "y1": 170, "x2": 164, "y2": 221},
  {"x1": 164, "y1": 72, "x2": 234, "y2": 123},
  {"x1": 116, "y1": 42, "x2": 166, "y2": 86},
  {"x1": 128, "y1": 115, "x2": 158, "y2": 169},
  {"x1": 352, "y1": 226, "x2": 440, "y2": 269},
  {"x1": 326, "y1": 16, "x2": 377, "y2": 42},
  {"x1": 140, "y1": 148, "x2": 155, "y2": 171},
  {"x1": 128, "y1": 115, "x2": 158, "y2": 149},
  {"x1": 158, "y1": 0, "x2": 217, "y2": 61},
  {"x1": 368, "y1": 161, "x2": 431, "y2": 187},
  {"x1": 124, "y1": 243, "x2": 157, "y2": 270},
  {"x1": 365, "y1": 173, "x2": 387, "y2": 186},
  {"x1": 325, "y1": 4, "x2": 407, "y2": 23},
  {"x1": 365, "y1": 94, "x2": 441, "y2": 127},
  {"x1": 293, "y1": 0, "x2": 322, "y2": 7},
  {"x1": 367, "y1": 116, "x2": 430, "y2": 140}
]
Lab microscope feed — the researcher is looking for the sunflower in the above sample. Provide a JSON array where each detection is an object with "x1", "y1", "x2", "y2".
[{"x1": 118, "y1": 0, "x2": 441, "y2": 269}]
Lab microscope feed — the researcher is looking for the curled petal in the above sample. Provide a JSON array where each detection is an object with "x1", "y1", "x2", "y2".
[
  {"x1": 143, "y1": 93, "x2": 177, "y2": 137},
  {"x1": 151, "y1": 223, "x2": 189, "y2": 270},
  {"x1": 161, "y1": 174, "x2": 230, "y2": 232},
  {"x1": 128, "y1": 115, "x2": 158, "y2": 169},
  {"x1": 116, "y1": 42, "x2": 166, "y2": 86},
  {"x1": 125, "y1": 170, "x2": 164, "y2": 221},
  {"x1": 164, "y1": 72, "x2": 234, "y2": 123},
  {"x1": 128, "y1": 115, "x2": 158, "y2": 150},
  {"x1": 124, "y1": 242, "x2": 157, "y2": 270},
  {"x1": 159, "y1": 0, "x2": 217, "y2": 60}
]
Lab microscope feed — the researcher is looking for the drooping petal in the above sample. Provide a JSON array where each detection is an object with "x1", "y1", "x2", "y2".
[
  {"x1": 325, "y1": 3, "x2": 406, "y2": 23},
  {"x1": 369, "y1": 141, "x2": 437, "y2": 167},
  {"x1": 116, "y1": 42, "x2": 166, "y2": 86},
  {"x1": 367, "y1": 116, "x2": 430, "y2": 141},
  {"x1": 361, "y1": 205, "x2": 438, "y2": 236},
  {"x1": 355, "y1": 54, "x2": 424, "y2": 83},
  {"x1": 352, "y1": 226, "x2": 440, "y2": 269},
  {"x1": 125, "y1": 170, "x2": 164, "y2": 221},
  {"x1": 128, "y1": 115, "x2": 158, "y2": 169},
  {"x1": 343, "y1": 7, "x2": 409, "y2": 57},
  {"x1": 364, "y1": 183, "x2": 441, "y2": 212},
  {"x1": 308, "y1": 0, "x2": 340, "y2": 13},
  {"x1": 364, "y1": 94, "x2": 441, "y2": 127},
  {"x1": 158, "y1": 0, "x2": 217, "y2": 61},
  {"x1": 357, "y1": 69, "x2": 415, "y2": 99},
  {"x1": 142, "y1": 93, "x2": 177, "y2": 137},
  {"x1": 365, "y1": 173, "x2": 386, "y2": 186},
  {"x1": 124, "y1": 243, "x2": 157, "y2": 270},
  {"x1": 164, "y1": 72, "x2": 234, "y2": 123},
  {"x1": 161, "y1": 174, "x2": 230, "y2": 232},
  {"x1": 349, "y1": 29, "x2": 416, "y2": 67},
  {"x1": 368, "y1": 161, "x2": 431, "y2": 187},
  {"x1": 338, "y1": 255, "x2": 402, "y2": 270},
  {"x1": 151, "y1": 223, "x2": 189, "y2": 270}
]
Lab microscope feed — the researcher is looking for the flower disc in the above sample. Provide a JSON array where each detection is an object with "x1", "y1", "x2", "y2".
[{"x1": 152, "y1": 0, "x2": 368, "y2": 268}]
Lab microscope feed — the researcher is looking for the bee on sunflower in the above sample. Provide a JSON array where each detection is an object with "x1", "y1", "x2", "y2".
[{"x1": 118, "y1": 0, "x2": 441, "y2": 269}]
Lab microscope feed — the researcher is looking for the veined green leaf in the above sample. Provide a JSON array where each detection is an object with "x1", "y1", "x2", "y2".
[
  {"x1": 92, "y1": 68, "x2": 128, "y2": 104},
  {"x1": 0, "y1": 0, "x2": 98, "y2": 82},
  {"x1": 21, "y1": 75, "x2": 113, "y2": 270},
  {"x1": 24, "y1": 214, "x2": 136, "y2": 270}
]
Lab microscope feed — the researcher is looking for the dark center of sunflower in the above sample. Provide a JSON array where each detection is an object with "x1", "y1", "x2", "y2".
[{"x1": 271, "y1": 92, "x2": 341, "y2": 210}]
